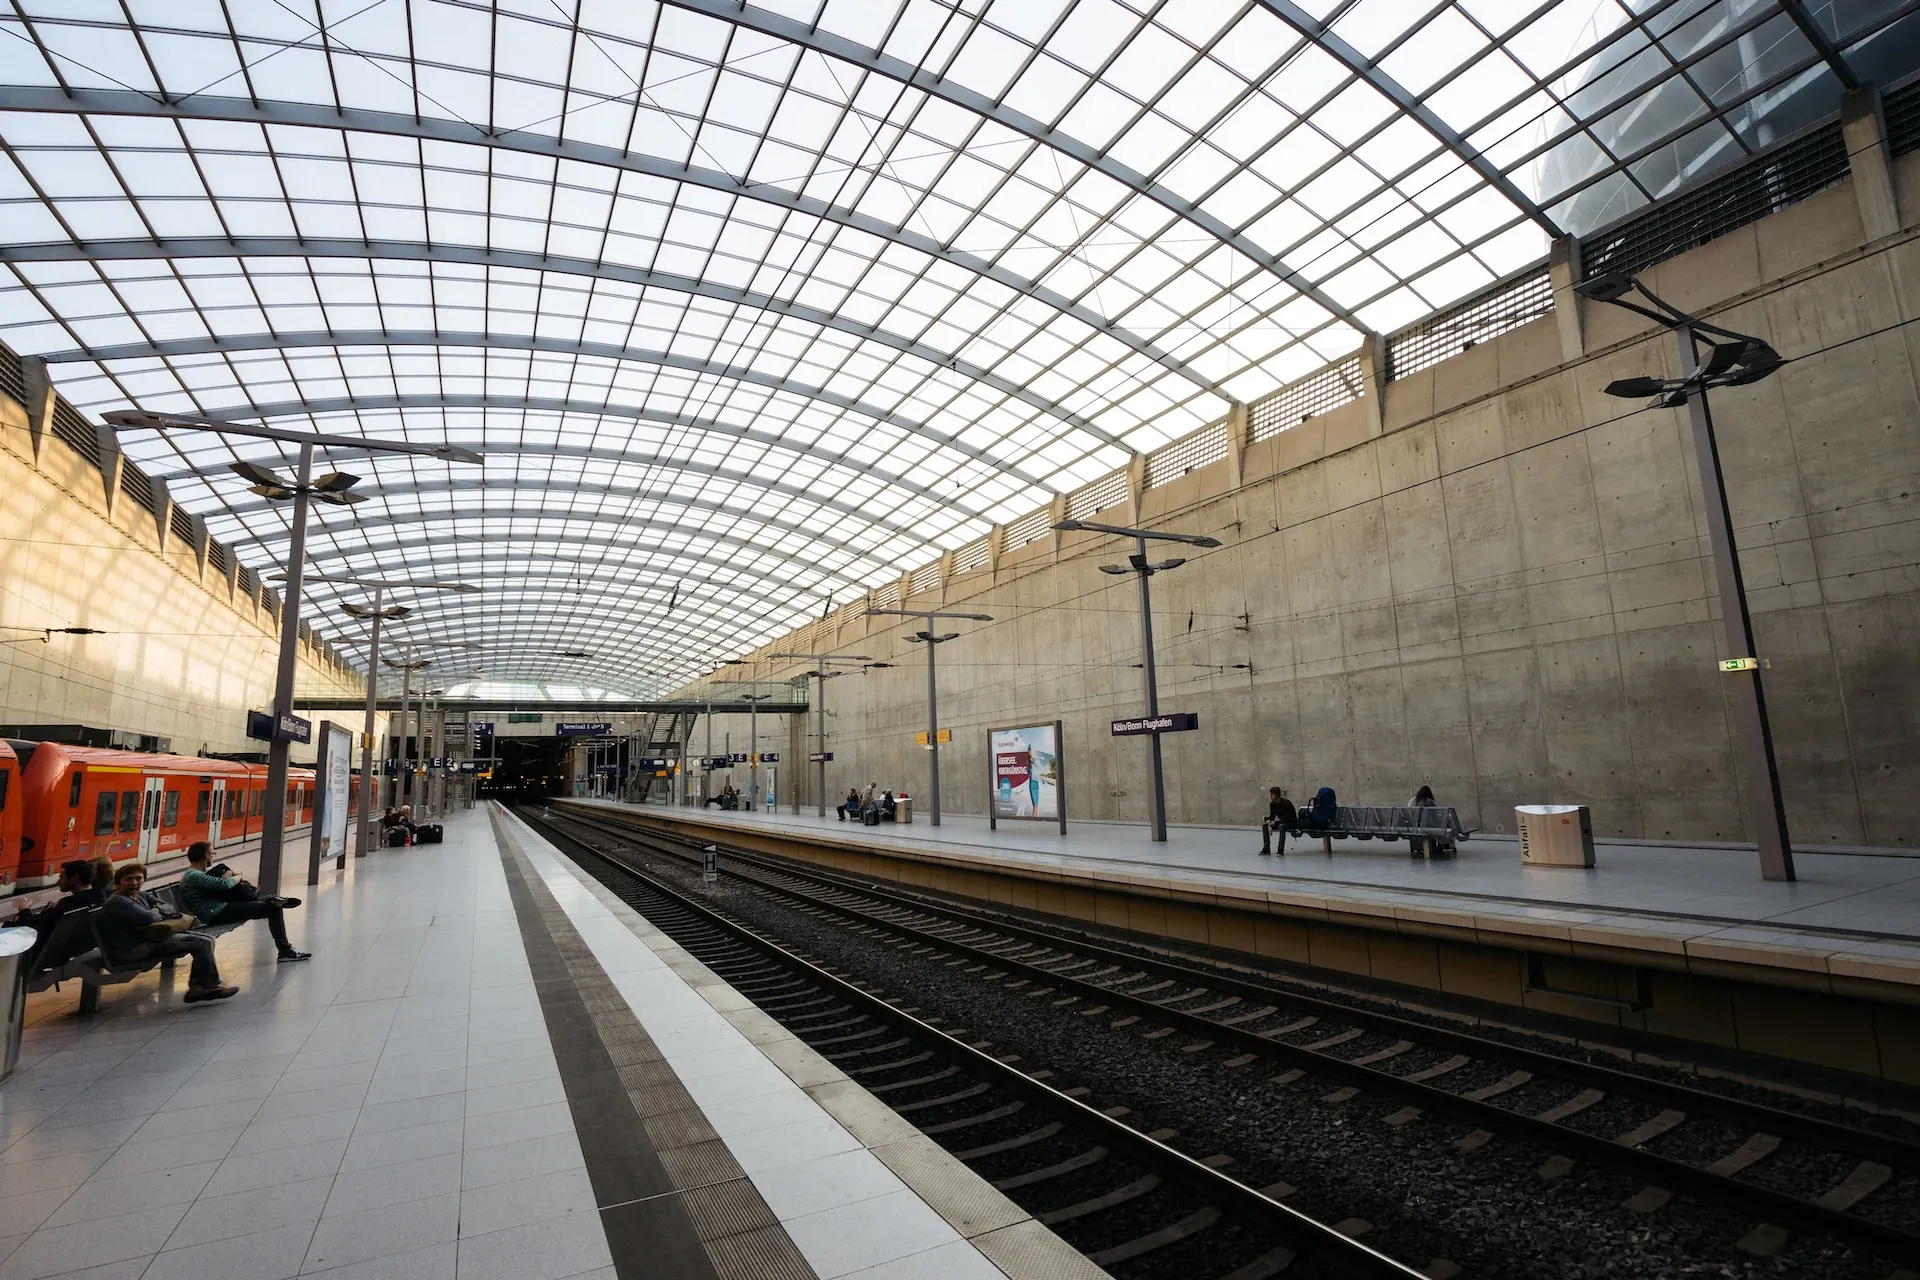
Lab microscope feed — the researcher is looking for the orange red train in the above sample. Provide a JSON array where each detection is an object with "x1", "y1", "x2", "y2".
[{"x1": 0, "y1": 740, "x2": 340, "y2": 892}]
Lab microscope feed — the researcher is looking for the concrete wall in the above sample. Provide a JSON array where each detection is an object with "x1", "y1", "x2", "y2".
[
  {"x1": 685, "y1": 153, "x2": 1920, "y2": 849},
  {"x1": 0, "y1": 389, "x2": 366, "y2": 759}
]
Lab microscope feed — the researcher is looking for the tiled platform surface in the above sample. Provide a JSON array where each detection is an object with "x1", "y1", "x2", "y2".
[
  {"x1": 582, "y1": 802, "x2": 1920, "y2": 991},
  {"x1": 0, "y1": 806, "x2": 1094, "y2": 1280}
]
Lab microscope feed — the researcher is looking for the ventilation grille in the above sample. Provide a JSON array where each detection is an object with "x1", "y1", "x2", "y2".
[
  {"x1": 237, "y1": 565, "x2": 258, "y2": 597},
  {"x1": 0, "y1": 345, "x2": 24, "y2": 408},
  {"x1": 169, "y1": 500, "x2": 194, "y2": 543},
  {"x1": 1065, "y1": 469, "x2": 1128, "y2": 520},
  {"x1": 51, "y1": 399, "x2": 98, "y2": 463},
  {"x1": 1885, "y1": 79, "x2": 1920, "y2": 156},
  {"x1": 869, "y1": 581, "x2": 899, "y2": 611},
  {"x1": 1145, "y1": 420, "x2": 1228, "y2": 489},
  {"x1": 119, "y1": 462, "x2": 155, "y2": 513},
  {"x1": 1248, "y1": 356, "x2": 1364, "y2": 443},
  {"x1": 1388, "y1": 267, "x2": 1553, "y2": 380},
  {"x1": 1581, "y1": 120, "x2": 1850, "y2": 281},
  {"x1": 952, "y1": 537, "x2": 990, "y2": 575},
  {"x1": 909, "y1": 561, "x2": 942, "y2": 595},
  {"x1": 1002, "y1": 506, "x2": 1052, "y2": 552},
  {"x1": 208, "y1": 541, "x2": 228, "y2": 574}
]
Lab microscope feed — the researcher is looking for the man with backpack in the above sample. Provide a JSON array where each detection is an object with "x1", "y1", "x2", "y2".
[{"x1": 1259, "y1": 787, "x2": 1295, "y2": 856}]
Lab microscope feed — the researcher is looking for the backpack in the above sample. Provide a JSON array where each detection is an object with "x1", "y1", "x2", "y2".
[{"x1": 1310, "y1": 787, "x2": 1337, "y2": 824}]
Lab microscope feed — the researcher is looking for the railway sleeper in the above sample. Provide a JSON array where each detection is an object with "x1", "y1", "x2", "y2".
[
  {"x1": 956, "y1": 1122, "x2": 1065, "y2": 1161},
  {"x1": 1038, "y1": 1172, "x2": 1162, "y2": 1225},
  {"x1": 893, "y1": 1082, "x2": 991, "y2": 1113},
  {"x1": 868, "y1": 1066, "x2": 962, "y2": 1095},
  {"x1": 922, "y1": 1101, "x2": 1024, "y2": 1135},
  {"x1": 1088, "y1": 1206, "x2": 1223, "y2": 1267},
  {"x1": 993, "y1": 1145, "x2": 1108, "y2": 1190},
  {"x1": 849, "y1": 1051, "x2": 934, "y2": 1076}
]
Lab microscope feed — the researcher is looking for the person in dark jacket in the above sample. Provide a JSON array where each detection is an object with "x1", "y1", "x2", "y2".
[
  {"x1": 1260, "y1": 787, "x2": 1295, "y2": 856},
  {"x1": 836, "y1": 788, "x2": 861, "y2": 822},
  {"x1": 13, "y1": 860, "x2": 102, "y2": 928},
  {"x1": 98, "y1": 865, "x2": 235, "y2": 1003}
]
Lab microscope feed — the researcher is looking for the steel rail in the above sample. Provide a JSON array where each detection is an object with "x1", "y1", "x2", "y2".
[{"x1": 519, "y1": 805, "x2": 1427, "y2": 1279}]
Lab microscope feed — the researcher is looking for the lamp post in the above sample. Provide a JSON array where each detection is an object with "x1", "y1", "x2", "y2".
[
  {"x1": 104, "y1": 409, "x2": 480, "y2": 893},
  {"x1": 295, "y1": 572, "x2": 481, "y2": 859},
  {"x1": 864, "y1": 609, "x2": 992, "y2": 826},
  {"x1": 770, "y1": 653, "x2": 886, "y2": 816},
  {"x1": 740, "y1": 694, "x2": 771, "y2": 811},
  {"x1": 1054, "y1": 519, "x2": 1221, "y2": 843},
  {"x1": 1572, "y1": 270, "x2": 1795, "y2": 882}
]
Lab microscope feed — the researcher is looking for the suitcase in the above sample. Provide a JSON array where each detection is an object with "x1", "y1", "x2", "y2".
[
  {"x1": 416, "y1": 824, "x2": 444, "y2": 845},
  {"x1": 863, "y1": 809, "x2": 881, "y2": 826},
  {"x1": 385, "y1": 828, "x2": 410, "y2": 848}
]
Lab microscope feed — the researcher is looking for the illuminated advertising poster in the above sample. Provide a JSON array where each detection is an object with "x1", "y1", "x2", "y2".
[{"x1": 988, "y1": 721, "x2": 1065, "y2": 832}]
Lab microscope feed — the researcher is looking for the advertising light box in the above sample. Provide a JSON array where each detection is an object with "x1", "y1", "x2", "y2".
[{"x1": 988, "y1": 720, "x2": 1065, "y2": 833}]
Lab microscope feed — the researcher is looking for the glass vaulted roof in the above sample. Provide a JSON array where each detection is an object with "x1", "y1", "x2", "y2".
[{"x1": 0, "y1": 0, "x2": 1901, "y2": 694}]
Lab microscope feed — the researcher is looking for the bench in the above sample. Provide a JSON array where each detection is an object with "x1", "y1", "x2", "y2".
[
  {"x1": 20, "y1": 894, "x2": 244, "y2": 1014},
  {"x1": 1291, "y1": 805, "x2": 1473, "y2": 859}
]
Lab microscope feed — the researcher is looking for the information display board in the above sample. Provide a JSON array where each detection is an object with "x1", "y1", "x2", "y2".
[
  {"x1": 988, "y1": 721, "x2": 1065, "y2": 833},
  {"x1": 307, "y1": 721, "x2": 353, "y2": 883}
]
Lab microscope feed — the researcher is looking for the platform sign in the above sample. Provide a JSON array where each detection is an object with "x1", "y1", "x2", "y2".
[
  {"x1": 988, "y1": 721, "x2": 1065, "y2": 833},
  {"x1": 730, "y1": 752, "x2": 748, "y2": 764},
  {"x1": 809, "y1": 751, "x2": 834, "y2": 763},
  {"x1": 914, "y1": 729, "x2": 952, "y2": 746},
  {"x1": 556, "y1": 721, "x2": 612, "y2": 736},
  {"x1": 1110, "y1": 712, "x2": 1199, "y2": 736},
  {"x1": 759, "y1": 752, "x2": 780, "y2": 763},
  {"x1": 472, "y1": 722, "x2": 494, "y2": 734}
]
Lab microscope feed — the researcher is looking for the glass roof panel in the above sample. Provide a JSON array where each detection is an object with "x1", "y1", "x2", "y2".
[{"x1": 1, "y1": 0, "x2": 1907, "y2": 690}]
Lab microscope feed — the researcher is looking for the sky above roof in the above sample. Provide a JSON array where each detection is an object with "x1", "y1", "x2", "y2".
[{"x1": 0, "y1": 0, "x2": 1881, "y2": 693}]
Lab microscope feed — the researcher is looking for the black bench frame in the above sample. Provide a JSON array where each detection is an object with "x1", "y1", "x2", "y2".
[{"x1": 1289, "y1": 804, "x2": 1475, "y2": 859}]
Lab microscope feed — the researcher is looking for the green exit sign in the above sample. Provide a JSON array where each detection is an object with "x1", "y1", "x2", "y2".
[{"x1": 1718, "y1": 657, "x2": 1760, "y2": 672}]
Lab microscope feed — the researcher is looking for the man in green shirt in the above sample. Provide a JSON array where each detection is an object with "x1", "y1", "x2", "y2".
[{"x1": 179, "y1": 843, "x2": 311, "y2": 962}]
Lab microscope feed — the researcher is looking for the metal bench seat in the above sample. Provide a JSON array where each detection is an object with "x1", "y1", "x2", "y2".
[{"x1": 1291, "y1": 804, "x2": 1474, "y2": 858}]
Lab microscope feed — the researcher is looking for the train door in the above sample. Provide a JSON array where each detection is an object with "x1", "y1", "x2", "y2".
[
  {"x1": 137, "y1": 776, "x2": 165, "y2": 861},
  {"x1": 207, "y1": 779, "x2": 225, "y2": 845}
]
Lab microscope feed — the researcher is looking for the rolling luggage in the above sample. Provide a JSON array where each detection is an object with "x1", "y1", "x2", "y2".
[
  {"x1": 416, "y1": 824, "x2": 444, "y2": 845},
  {"x1": 863, "y1": 809, "x2": 881, "y2": 827},
  {"x1": 385, "y1": 828, "x2": 410, "y2": 848}
]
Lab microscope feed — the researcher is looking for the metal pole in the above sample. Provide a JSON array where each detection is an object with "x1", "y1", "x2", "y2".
[
  {"x1": 816, "y1": 658, "x2": 828, "y2": 818},
  {"x1": 355, "y1": 585, "x2": 382, "y2": 858},
  {"x1": 257, "y1": 441, "x2": 313, "y2": 895},
  {"x1": 1678, "y1": 325, "x2": 1795, "y2": 881},
  {"x1": 396, "y1": 648, "x2": 413, "y2": 813},
  {"x1": 749, "y1": 697, "x2": 759, "y2": 812},
  {"x1": 926, "y1": 628, "x2": 943, "y2": 826},
  {"x1": 704, "y1": 692, "x2": 713, "y2": 804},
  {"x1": 1136, "y1": 536, "x2": 1168, "y2": 843}
]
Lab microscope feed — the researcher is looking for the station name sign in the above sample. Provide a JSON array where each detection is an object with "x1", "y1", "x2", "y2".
[
  {"x1": 809, "y1": 751, "x2": 834, "y2": 762},
  {"x1": 1110, "y1": 712, "x2": 1199, "y2": 736},
  {"x1": 247, "y1": 709, "x2": 312, "y2": 744},
  {"x1": 555, "y1": 721, "x2": 613, "y2": 736}
]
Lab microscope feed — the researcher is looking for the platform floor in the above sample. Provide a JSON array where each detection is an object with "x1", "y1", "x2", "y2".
[
  {"x1": 595, "y1": 803, "x2": 1920, "y2": 989},
  {"x1": 0, "y1": 806, "x2": 1089, "y2": 1280}
]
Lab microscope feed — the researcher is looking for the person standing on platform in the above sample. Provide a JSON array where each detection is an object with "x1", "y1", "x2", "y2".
[
  {"x1": 179, "y1": 842, "x2": 310, "y2": 963},
  {"x1": 1260, "y1": 787, "x2": 1295, "y2": 857}
]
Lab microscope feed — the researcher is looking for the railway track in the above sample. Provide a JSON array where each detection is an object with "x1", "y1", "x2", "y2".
[
  {"x1": 539, "y1": 802, "x2": 1920, "y2": 1276},
  {"x1": 516, "y1": 805, "x2": 1428, "y2": 1280}
]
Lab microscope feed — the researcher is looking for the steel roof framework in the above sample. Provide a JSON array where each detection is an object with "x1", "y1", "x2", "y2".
[{"x1": 0, "y1": 0, "x2": 1889, "y2": 692}]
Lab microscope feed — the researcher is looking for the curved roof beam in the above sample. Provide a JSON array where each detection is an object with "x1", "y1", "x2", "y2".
[
  {"x1": 658, "y1": 0, "x2": 1369, "y2": 336},
  {"x1": 155, "y1": 448, "x2": 939, "y2": 547},
  {"x1": 223, "y1": 482, "x2": 911, "y2": 568},
  {"x1": 1252, "y1": 0, "x2": 1563, "y2": 239},
  {"x1": 160, "y1": 392, "x2": 985, "y2": 514},
  {"x1": 8, "y1": 239, "x2": 1121, "y2": 451},
  {"x1": 51, "y1": 328, "x2": 1051, "y2": 494},
  {"x1": 0, "y1": 87, "x2": 1225, "y2": 401},
  {"x1": 237, "y1": 506, "x2": 877, "y2": 594}
]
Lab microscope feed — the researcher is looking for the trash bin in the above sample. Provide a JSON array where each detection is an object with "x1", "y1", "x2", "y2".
[
  {"x1": 897, "y1": 795, "x2": 912, "y2": 824},
  {"x1": 0, "y1": 927, "x2": 35, "y2": 1083},
  {"x1": 1517, "y1": 805, "x2": 1595, "y2": 867}
]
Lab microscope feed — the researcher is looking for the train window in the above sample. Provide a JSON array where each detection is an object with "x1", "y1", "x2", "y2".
[
  {"x1": 0, "y1": 768, "x2": 8, "y2": 811},
  {"x1": 195, "y1": 790, "x2": 209, "y2": 823},
  {"x1": 68, "y1": 774, "x2": 83, "y2": 807},
  {"x1": 226, "y1": 790, "x2": 240, "y2": 820},
  {"x1": 119, "y1": 791, "x2": 139, "y2": 833},
  {"x1": 162, "y1": 791, "x2": 180, "y2": 828},
  {"x1": 94, "y1": 792, "x2": 117, "y2": 836}
]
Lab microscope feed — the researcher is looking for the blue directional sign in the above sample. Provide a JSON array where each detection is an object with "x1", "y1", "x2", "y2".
[{"x1": 556, "y1": 721, "x2": 612, "y2": 736}]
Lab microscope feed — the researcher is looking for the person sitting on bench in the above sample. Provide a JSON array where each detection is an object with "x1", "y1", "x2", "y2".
[
  {"x1": 1408, "y1": 784, "x2": 1438, "y2": 808},
  {"x1": 1259, "y1": 787, "x2": 1294, "y2": 857},
  {"x1": 97, "y1": 864, "x2": 236, "y2": 1003},
  {"x1": 180, "y1": 842, "x2": 309, "y2": 963},
  {"x1": 12, "y1": 860, "x2": 105, "y2": 966},
  {"x1": 879, "y1": 790, "x2": 897, "y2": 822},
  {"x1": 836, "y1": 788, "x2": 861, "y2": 822}
]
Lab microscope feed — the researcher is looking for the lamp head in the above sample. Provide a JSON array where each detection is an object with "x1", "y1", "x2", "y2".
[
  {"x1": 1153, "y1": 557, "x2": 1188, "y2": 572},
  {"x1": 230, "y1": 459, "x2": 288, "y2": 488},
  {"x1": 1098, "y1": 563, "x2": 1129, "y2": 575},
  {"x1": 1574, "y1": 271, "x2": 1637, "y2": 302},
  {"x1": 311, "y1": 471, "x2": 361, "y2": 493},
  {"x1": 1052, "y1": 518, "x2": 1086, "y2": 532},
  {"x1": 1601, "y1": 376, "x2": 1671, "y2": 399}
]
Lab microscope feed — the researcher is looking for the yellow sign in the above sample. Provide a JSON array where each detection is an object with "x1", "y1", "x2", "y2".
[
  {"x1": 361, "y1": 732, "x2": 374, "y2": 750},
  {"x1": 913, "y1": 729, "x2": 953, "y2": 745},
  {"x1": 1718, "y1": 657, "x2": 1761, "y2": 672}
]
